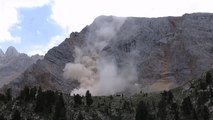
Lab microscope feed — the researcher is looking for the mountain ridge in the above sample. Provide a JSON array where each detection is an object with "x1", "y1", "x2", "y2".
[
  {"x1": 3, "y1": 13, "x2": 213, "y2": 95},
  {"x1": 0, "y1": 46, "x2": 43, "y2": 88}
]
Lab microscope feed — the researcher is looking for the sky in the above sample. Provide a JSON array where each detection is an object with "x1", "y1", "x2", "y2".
[{"x1": 0, "y1": 0, "x2": 213, "y2": 56}]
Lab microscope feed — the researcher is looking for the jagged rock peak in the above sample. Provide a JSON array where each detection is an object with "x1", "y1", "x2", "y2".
[
  {"x1": 0, "y1": 48, "x2": 4, "y2": 57},
  {"x1": 5, "y1": 46, "x2": 19, "y2": 57}
]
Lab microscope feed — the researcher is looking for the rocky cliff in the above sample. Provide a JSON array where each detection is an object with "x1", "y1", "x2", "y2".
[
  {"x1": 104, "y1": 13, "x2": 213, "y2": 91},
  {"x1": 5, "y1": 13, "x2": 213, "y2": 94},
  {"x1": 0, "y1": 47, "x2": 43, "y2": 88}
]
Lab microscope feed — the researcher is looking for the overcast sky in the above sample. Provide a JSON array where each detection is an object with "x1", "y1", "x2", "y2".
[{"x1": 0, "y1": 0, "x2": 213, "y2": 55}]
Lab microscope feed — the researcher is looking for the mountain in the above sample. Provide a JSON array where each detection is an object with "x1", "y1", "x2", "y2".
[
  {"x1": 0, "y1": 46, "x2": 43, "y2": 88},
  {"x1": 5, "y1": 46, "x2": 19, "y2": 57},
  {"x1": 0, "y1": 48, "x2": 4, "y2": 57},
  {"x1": 4, "y1": 13, "x2": 213, "y2": 95},
  {"x1": 103, "y1": 13, "x2": 213, "y2": 92}
]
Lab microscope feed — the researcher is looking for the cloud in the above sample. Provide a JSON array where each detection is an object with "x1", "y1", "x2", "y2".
[
  {"x1": 27, "y1": 34, "x2": 66, "y2": 56},
  {"x1": 50, "y1": 0, "x2": 213, "y2": 33},
  {"x1": 0, "y1": 0, "x2": 50, "y2": 43},
  {"x1": 27, "y1": 45, "x2": 46, "y2": 56},
  {"x1": 47, "y1": 35, "x2": 65, "y2": 49}
]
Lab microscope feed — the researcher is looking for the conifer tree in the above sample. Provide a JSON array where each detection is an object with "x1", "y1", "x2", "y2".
[
  {"x1": 86, "y1": 90, "x2": 93, "y2": 106},
  {"x1": 12, "y1": 110, "x2": 21, "y2": 120}
]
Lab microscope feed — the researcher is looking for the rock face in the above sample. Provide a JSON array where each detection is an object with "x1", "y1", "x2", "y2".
[
  {"x1": 5, "y1": 13, "x2": 213, "y2": 94},
  {"x1": 0, "y1": 47, "x2": 43, "y2": 88},
  {"x1": 5, "y1": 37, "x2": 80, "y2": 94},
  {"x1": 104, "y1": 13, "x2": 213, "y2": 91},
  {"x1": 0, "y1": 49, "x2": 4, "y2": 57},
  {"x1": 5, "y1": 46, "x2": 19, "y2": 57}
]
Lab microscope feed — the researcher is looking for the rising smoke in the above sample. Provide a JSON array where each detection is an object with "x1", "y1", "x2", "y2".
[{"x1": 63, "y1": 16, "x2": 139, "y2": 96}]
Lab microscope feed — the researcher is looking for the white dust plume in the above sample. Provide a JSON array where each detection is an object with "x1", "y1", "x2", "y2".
[{"x1": 63, "y1": 16, "x2": 139, "y2": 96}]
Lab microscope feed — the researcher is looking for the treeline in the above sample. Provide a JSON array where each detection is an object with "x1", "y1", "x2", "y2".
[
  {"x1": 0, "y1": 86, "x2": 67, "y2": 120},
  {"x1": 136, "y1": 71, "x2": 213, "y2": 120},
  {"x1": 0, "y1": 87, "x2": 95, "y2": 120},
  {"x1": 73, "y1": 90, "x2": 93, "y2": 107},
  {"x1": 0, "y1": 88, "x2": 12, "y2": 103}
]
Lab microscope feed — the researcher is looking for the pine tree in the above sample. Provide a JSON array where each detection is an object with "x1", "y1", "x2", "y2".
[
  {"x1": 201, "y1": 106, "x2": 209, "y2": 120},
  {"x1": 85, "y1": 90, "x2": 93, "y2": 106},
  {"x1": 35, "y1": 89, "x2": 55, "y2": 113},
  {"x1": 167, "y1": 91, "x2": 173, "y2": 104},
  {"x1": 171, "y1": 102, "x2": 179, "y2": 120},
  {"x1": 34, "y1": 89, "x2": 44, "y2": 113},
  {"x1": 77, "y1": 112, "x2": 84, "y2": 120},
  {"x1": 6, "y1": 88, "x2": 12, "y2": 101},
  {"x1": 74, "y1": 94, "x2": 82, "y2": 105},
  {"x1": 43, "y1": 90, "x2": 55, "y2": 113},
  {"x1": 53, "y1": 93, "x2": 66, "y2": 120},
  {"x1": 135, "y1": 101, "x2": 149, "y2": 120},
  {"x1": 12, "y1": 110, "x2": 21, "y2": 120},
  {"x1": 158, "y1": 99, "x2": 167, "y2": 120},
  {"x1": 19, "y1": 86, "x2": 30, "y2": 101},
  {"x1": 157, "y1": 91, "x2": 168, "y2": 120},
  {"x1": 206, "y1": 72, "x2": 212, "y2": 84},
  {"x1": 0, "y1": 94, "x2": 6, "y2": 102},
  {"x1": 29, "y1": 86, "x2": 37, "y2": 100},
  {"x1": 0, "y1": 114, "x2": 6, "y2": 120},
  {"x1": 181, "y1": 97, "x2": 194, "y2": 119}
]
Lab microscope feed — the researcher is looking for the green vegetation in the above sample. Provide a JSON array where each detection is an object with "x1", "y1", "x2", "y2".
[
  {"x1": 134, "y1": 69, "x2": 213, "y2": 120},
  {"x1": 1, "y1": 69, "x2": 213, "y2": 119}
]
